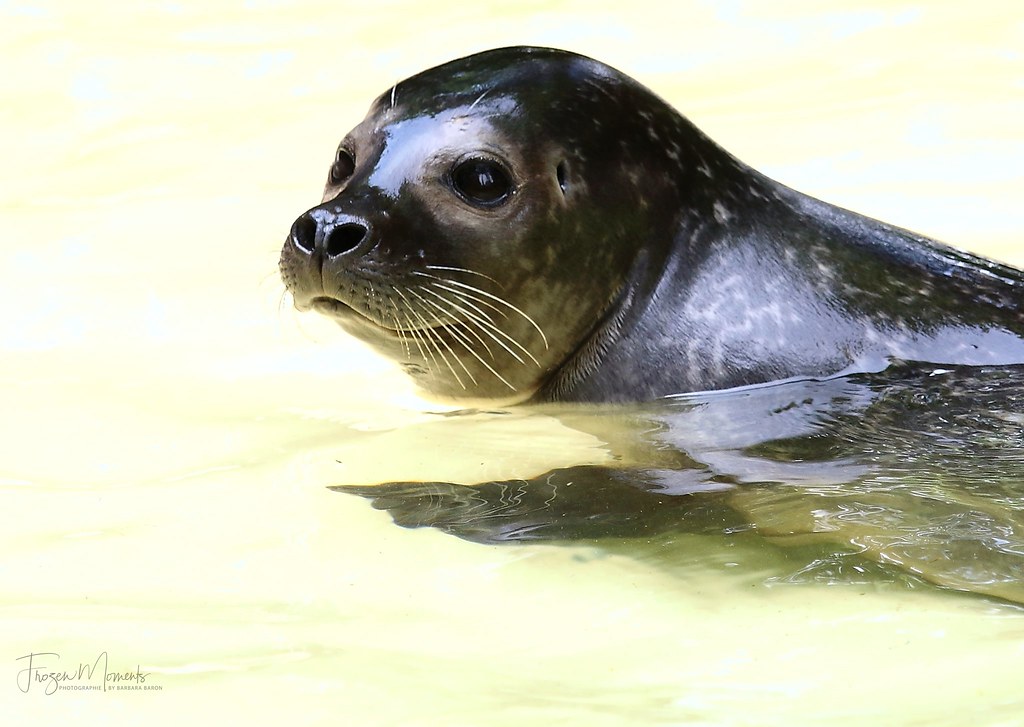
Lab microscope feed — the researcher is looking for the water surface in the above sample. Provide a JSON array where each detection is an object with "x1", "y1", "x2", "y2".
[{"x1": 340, "y1": 363, "x2": 1024, "y2": 604}]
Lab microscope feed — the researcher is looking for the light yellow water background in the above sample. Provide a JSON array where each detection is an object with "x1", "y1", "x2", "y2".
[{"x1": 3, "y1": 1, "x2": 1024, "y2": 724}]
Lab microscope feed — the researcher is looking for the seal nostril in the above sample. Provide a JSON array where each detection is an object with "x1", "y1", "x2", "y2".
[
  {"x1": 325, "y1": 222, "x2": 368, "y2": 257},
  {"x1": 291, "y1": 214, "x2": 318, "y2": 254}
]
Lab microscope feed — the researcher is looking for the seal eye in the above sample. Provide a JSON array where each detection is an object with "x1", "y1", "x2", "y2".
[
  {"x1": 329, "y1": 149, "x2": 355, "y2": 185},
  {"x1": 451, "y1": 158, "x2": 513, "y2": 207}
]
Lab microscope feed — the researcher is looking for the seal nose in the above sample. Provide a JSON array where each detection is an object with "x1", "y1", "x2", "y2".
[
  {"x1": 290, "y1": 214, "x2": 319, "y2": 254},
  {"x1": 324, "y1": 223, "x2": 368, "y2": 257},
  {"x1": 289, "y1": 209, "x2": 370, "y2": 257}
]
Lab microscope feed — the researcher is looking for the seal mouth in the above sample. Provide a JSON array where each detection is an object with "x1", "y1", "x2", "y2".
[
  {"x1": 311, "y1": 296, "x2": 398, "y2": 332},
  {"x1": 311, "y1": 295, "x2": 363, "y2": 319},
  {"x1": 310, "y1": 295, "x2": 459, "y2": 338}
]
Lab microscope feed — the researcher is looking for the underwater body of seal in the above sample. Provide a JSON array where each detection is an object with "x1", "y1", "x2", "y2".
[{"x1": 280, "y1": 47, "x2": 1024, "y2": 606}]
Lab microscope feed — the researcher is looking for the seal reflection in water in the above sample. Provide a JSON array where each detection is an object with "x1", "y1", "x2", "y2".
[{"x1": 279, "y1": 47, "x2": 1024, "y2": 603}]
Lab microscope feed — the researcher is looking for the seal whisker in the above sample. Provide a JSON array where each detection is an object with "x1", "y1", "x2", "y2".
[
  {"x1": 382, "y1": 294, "x2": 413, "y2": 358},
  {"x1": 412, "y1": 317, "x2": 461, "y2": 387},
  {"x1": 420, "y1": 266, "x2": 503, "y2": 288},
  {"x1": 461, "y1": 315, "x2": 535, "y2": 367},
  {"x1": 426, "y1": 281, "x2": 504, "y2": 325},
  {"x1": 429, "y1": 283, "x2": 538, "y2": 365},
  {"x1": 397, "y1": 294, "x2": 450, "y2": 378},
  {"x1": 411, "y1": 287, "x2": 497, "y2": 359},
  {"x1": 395, "y1": 288, "x2": 469, "y2": 389},
  {"x1": 399, "y1": 308, "x2": 436, "y2": 377},
  {"x1": 262, "y1": 269, "x2": 286, "y2": 286},
  {"x1": 277, "y1": 290, "x2": 292, "y2": 317},
  {"x1": 423, "y1": 278, "x2": 550, "y2": 352},
  {"x1": 388, "y1": 311, "x2": 413, "y2": 359},
  {"x1": 394, "y1": 293, "x2": 442, "y2": 380},
  {"x1": 396, "y1": 321, "x2": 413, "y2": 359},
  {"x1": 421, "y1": 318, "x2": 475, "y2": 388},
  {"x1": 466, "y1": 88, "x2": 491, "y2": 112},
  {"x1": 414, "y1": 286, "x2": 501, "y2": 352},
  {"x1": 431, "y1": 278, "x2": 549, "y2": 349},
  {"x1": 418, "y1": 284, "x2": 538, "y2": 366},
  {"x1": 403, "y1": 287, "x2": 477, "y2": 368},
  {"x1": 407, "y1": 289, "x2": 517, "y2": 391}
]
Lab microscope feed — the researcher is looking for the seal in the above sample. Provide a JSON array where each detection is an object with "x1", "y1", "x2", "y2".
[{"x1": 279, "y1": 46, "x2": 1024, "y2": 404}]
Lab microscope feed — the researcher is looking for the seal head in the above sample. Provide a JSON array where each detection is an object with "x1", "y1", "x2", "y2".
[{"x1": 280, "y1": 47, "x2": 697, "y2": 403}]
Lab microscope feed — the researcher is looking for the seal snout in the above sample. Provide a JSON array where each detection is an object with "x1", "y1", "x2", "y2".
[{"x1": 289, "y1": 208, "x2": 371, "y2": 259}]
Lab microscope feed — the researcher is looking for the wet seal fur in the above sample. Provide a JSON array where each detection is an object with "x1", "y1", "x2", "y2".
[{"x1": 279, "y1": 46, "x2": 1024, "y2": 404}]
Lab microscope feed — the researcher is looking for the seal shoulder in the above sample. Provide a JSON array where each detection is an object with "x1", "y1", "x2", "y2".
[{"x1": 540, "y1": 184, "x2": 1024, "y2": 402}]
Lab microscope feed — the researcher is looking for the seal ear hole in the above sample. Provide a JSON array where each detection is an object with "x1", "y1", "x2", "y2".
[{"x1": 556, "y1": 161, "x2": 568, "y2": 195}]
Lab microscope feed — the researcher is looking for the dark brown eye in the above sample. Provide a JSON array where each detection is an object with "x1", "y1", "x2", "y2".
[
  {"x1": 451, "y1": 158, "x2": 513, "y2": 207},
  {"x1": 328, "y1": 149, "x2": 355, "y2": 185}
]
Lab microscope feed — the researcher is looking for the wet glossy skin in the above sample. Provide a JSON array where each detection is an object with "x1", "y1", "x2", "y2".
[{"x1": 279, "y1": 46, "x2": 1024, "y2": 404}]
